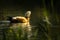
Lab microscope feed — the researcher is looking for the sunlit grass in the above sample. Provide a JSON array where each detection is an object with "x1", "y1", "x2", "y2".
[
  {"x1": 42, "y1": 8, "x2": 52, "y2": 40},
  {"x1": 5, "y1": 25, "x2": 31, "y2": 40}
]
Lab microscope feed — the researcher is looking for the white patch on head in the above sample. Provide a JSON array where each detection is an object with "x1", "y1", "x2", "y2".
[{"x1": 25, "y1": 11, "x2": 31, "y2": 17}]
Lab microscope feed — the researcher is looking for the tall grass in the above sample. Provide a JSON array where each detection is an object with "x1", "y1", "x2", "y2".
[{"x1": 3, "y1": 25, "x2": 38, "y2": 40}]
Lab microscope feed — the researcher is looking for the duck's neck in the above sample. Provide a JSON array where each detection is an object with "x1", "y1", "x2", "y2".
[{"x1": 26, "y1": 17, "x2": 30, "y2": 26}]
